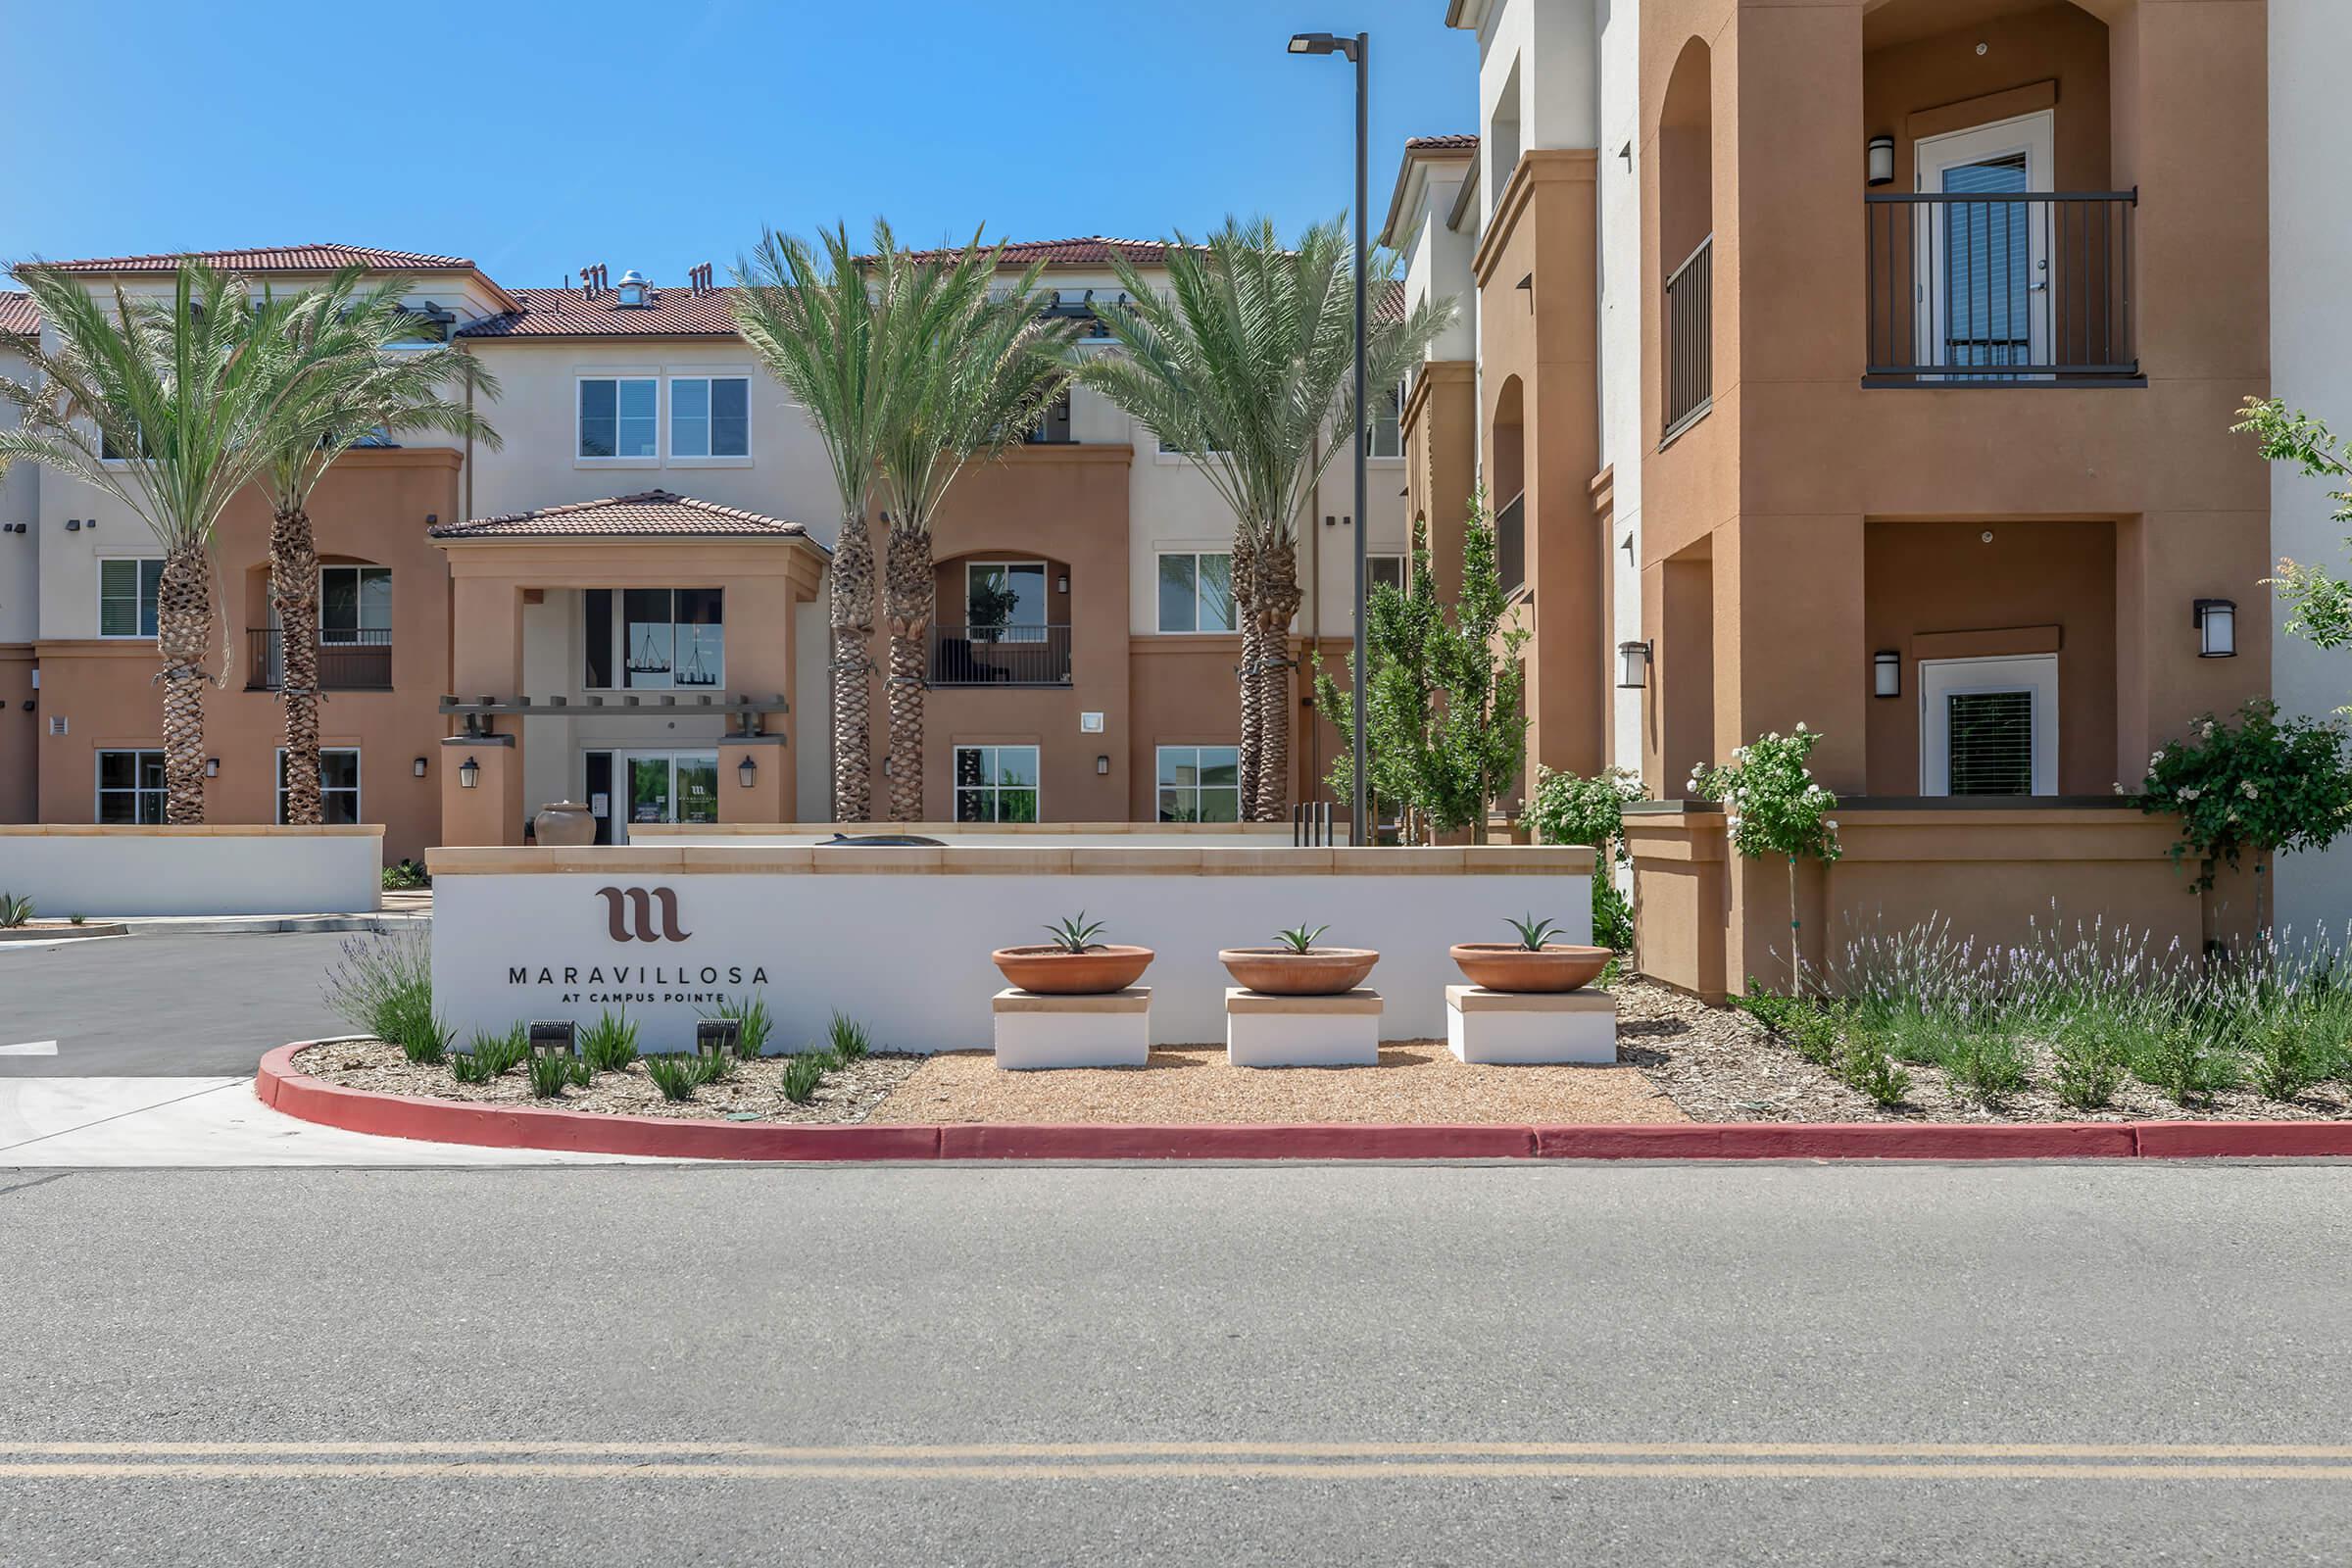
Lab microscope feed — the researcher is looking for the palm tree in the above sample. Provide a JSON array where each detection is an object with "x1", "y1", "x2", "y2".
[
  {"x1": 0, "y1": 262, "x2": 324, "y2": 822},
  {"x1": 1074, "y1": 219, "x2": 1452, "y2": 820},
  {"x1": 245, "y1": 271, "x2": 502, "y2": 823},
  {"x1": 868, "y1": 233, "x2": 1082, "y2": 821},
  {"x1": 732, "y1": 223, "x2": 898, "y2": 822}
]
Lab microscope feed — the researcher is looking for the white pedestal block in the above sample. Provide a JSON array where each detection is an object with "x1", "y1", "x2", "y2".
[
  {"x1": 992, "y1": 988, "x2": 1151, "y2": 1070},
  {"x1": 1225, "y1": 987, "x2": 1381, "y2": 1067},
  {"x1": 1446, "y1": 985, "x2": 1617, "y2": 1064}
]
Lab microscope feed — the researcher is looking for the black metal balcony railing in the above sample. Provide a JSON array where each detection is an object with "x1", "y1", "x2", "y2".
[
  {"x1": 1495, "y1": 493, "x2": 1526, "y2": 600},
  {"x1": 246, "y1": 628, "x2": 392, "y2": 691},
  {"x1": 927, "y1": 624, "x2": 1073, "y2": 686},
  {"x1": 1663, "y1": 233, "x2": 1713, "y2": 439},
  {"x1": 1866, "y1": 190, "x2": 2137, "y2": 385}
]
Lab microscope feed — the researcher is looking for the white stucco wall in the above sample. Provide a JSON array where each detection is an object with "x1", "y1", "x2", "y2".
[
  {"x1": 1473, "y1": 0, "x2": 1602, "y2": 224},
  {"x1": 0, "y1": 826, "x2": 382, "y2": 915},
  {"x1": 1598, "y1": 0, "x2": 1644, "y2": 779},
  {"x1": 2270, "y1": 0, "x2": 2352, "y2": 936},
  {"x1": 0, "y1": 341, "x2": 38, "y2": 644}
]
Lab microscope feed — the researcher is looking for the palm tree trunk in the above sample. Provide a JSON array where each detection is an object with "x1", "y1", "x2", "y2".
[
  {"x1": 157, "y1": 541, "x2": 213, "y2": 825},
  {"x1": 829, "y1": 507, "x2": 876, "y2": 822},
  {"x1": 270, "y1": 505, "x2": 322, "y2": 825},
  {"x1": 1232, "y1": 537, "x2": 1262, "y2": 815},
  {"x1": 1250, "y1": 543, "x2": 1303, "y2": 823},
  {"x1": 883, "y1": 526, "x2": 932, "y2": 822}
]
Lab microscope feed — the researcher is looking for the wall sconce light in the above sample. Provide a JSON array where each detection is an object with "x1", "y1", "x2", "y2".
[
  {"x1": 528, "y1": 1020, "x2": 574, "y2": 1060},
  {"x1": 1617, "y1": 640, "x2": 1652, "y2": 690},
  {"x1": 413, "y1": 757, "x2": 428, "y2": 778},
  {"x1": 1096, "y1": 755, "x2": 1110, "y2": 775},
  {"x1": 458, "y1": 756, "x2": 480, "y2": 789},
  {"x1": 1056, "y1": 573, "x2": 1069, "y2": 594},
  {"x1": 737, "y1": 754, "x2": 758, "y2": 788},
  {"x1": 2193, "y1": 598, "x2": 2237, "y2": 659},
  {"x1": 1873, "y1": 650, "x2": 1902, "y2": 699},
  {"x1": 1867, "y1": 134, "x2": 1896, "y2": 187},
  {"x1": 204, "y1": 758, "x2": 220, "y2": 778}
]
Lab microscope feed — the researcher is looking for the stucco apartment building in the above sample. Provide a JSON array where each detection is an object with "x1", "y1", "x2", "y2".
[
  {"x1": 0, "y1": 240, "x2": 1409, "y2": 859},
  {"x1": 1388, "y1": 0, "x2": 2350, "y2": 995}
]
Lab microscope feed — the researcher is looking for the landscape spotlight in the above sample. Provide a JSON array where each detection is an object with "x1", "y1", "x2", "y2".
[
  {"x1": 697, "y1": 1018, "x2": 739, "y2": 1059},
  {"x1": 528, "y1": 1020, "x2": 575, "y2": 1059}
]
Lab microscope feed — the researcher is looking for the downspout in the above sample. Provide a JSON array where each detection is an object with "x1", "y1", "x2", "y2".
[{"x1": 461, "y1": 343, "x2": 475, "y2": 522}]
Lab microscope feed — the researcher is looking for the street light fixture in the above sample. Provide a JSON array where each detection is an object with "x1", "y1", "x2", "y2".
[{"x1": 1290, "y1": 26, "x2": 1371, "y2": 846}]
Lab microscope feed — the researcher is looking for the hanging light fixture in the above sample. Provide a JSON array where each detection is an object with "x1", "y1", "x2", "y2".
[
  {"x1": 737, "y1": 754, "x2": 758, "y2": 788},
  {"x1": 458, "y1": 756, "x2": 480, "y2": 789},
  {"x1": 2193, "y1": 599, "x2": 2237, "y2": 658},
  {"x1": 1617, "y1": 640, "x2": 1653, "y2": 690}
]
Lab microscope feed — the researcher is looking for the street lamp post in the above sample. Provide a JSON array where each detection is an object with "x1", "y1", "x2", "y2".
[{"x1": 1290, "y1": 28, "x2": 1371, "y2": 848}]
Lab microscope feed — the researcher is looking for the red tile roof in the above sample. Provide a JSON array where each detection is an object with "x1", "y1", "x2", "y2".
[
  {"x1": 1404, "y1": 134, "x2": 1479, "y2": 152},
  {"x1": 429, "y1": 490, "x2": 810, "y2": 541},
  {"x1": 1374, "y1": 278, "x2": 1407, "y2": 325},
  {"x1": 889, "y1": 236, "x2": 1177, "y2": 268},
  {"x1": 458, "y1": 286, "x2": 739, "y2": 339},
  {"x1": 28, "y1": 243, "x2": 480, "y2": 274},
  {"x1": 0, "y1": 291, "x2": 35, "y2": 338}
]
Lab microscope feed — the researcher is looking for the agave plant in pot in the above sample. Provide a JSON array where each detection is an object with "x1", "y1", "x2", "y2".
[
  {"x1": 1219, "y1": 922, "x2": 1381, "y2": 997},
  {"x1": 991, "y1": 912, "x2": 1155, "y2": 996},
  {"x1": 1450, "y1": 914, "x2": 1611, "y2": 994}
]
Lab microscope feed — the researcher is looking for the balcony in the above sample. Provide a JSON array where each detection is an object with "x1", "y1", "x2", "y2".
[
  {"x1": 1663, "y1": 234, "x2": 1713, "y2": 440},
  {"x1": 1495, "y1": 493, "x2": 1526, "y2": 600},
  {"x1": 246, "y1": 628, "x2": 392, "y2": 691},
  {"x1": 1866, "y1": 191, "x2": 2138, "y2": 387},
  {"x1": 927, "y1": 624, "x2": 1073, "y2": 687}
]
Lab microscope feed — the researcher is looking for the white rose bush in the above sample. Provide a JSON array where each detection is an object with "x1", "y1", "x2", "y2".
[{"x1": 1690, "y1": 723, "x2": 1843, "y2": 994}]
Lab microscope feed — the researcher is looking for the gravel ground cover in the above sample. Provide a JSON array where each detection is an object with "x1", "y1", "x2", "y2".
[{"x1": 293, "y1": 1039, "x2": 919, "y2": 1124}]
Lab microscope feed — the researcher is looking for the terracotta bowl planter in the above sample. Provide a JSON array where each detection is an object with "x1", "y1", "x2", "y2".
[
  {"x1": 1448, "y1": 943, "x2": 1613, "y2": 994},
  {"x1": 1218, "y1": 948, "x2": 1381, "y2": 996},
  {"x1": 991, "y1": 945, "x2": 1154, "y2": 996}
]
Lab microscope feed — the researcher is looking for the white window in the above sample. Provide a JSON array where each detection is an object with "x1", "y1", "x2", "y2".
[
  {"x1": 319, "y1": 565, "x2": 392, "y2": 645},
  {"x1": 1156, "y1": 428, "x2": 1230, "y2": 457},
  {"x1": 1156, "y1": 551, "x2": 1235, "y2": 633},
  {"x1": 582, "y1": 588, "x2": 724, "y2": 690},
  {"x1": 1920, "y1": 655, "x2": 2058, "y2": 797},
  {"x1": 95, "y1": 749, "x2": 165, "y2": 823},
  {"x1": 1366, "y1": 380, "x2": 1403, "y2": 458},
  {"x1": 100, "y1": 422, "x2": 149, "y2": 463},
  {"x1": 277, "y1": 748, "x2": 362, "y2": 825},
  {"x1": 1156, "y1": 745, "x2": 1240, "y2": 822},
  {"x1": 579, "y1": 376, "x2": 658, "y2": 459},
  {"x1": 965, "y1": 561, "x2": 1050, "y2": 643},
  {"x1": 1367, "y1": 554, "x2": 1406, "y2": 594},
  {"x1": 669, "y1": 375, "x2": 751, "y2": 459},
  {"x1": 954, "y1": 745, "x2": 1039, "y2": 823},
  {"x1": 98, "y1": 558, "x2": 163, "y2": 638}
]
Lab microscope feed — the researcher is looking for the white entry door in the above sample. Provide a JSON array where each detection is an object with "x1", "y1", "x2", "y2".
[
  {"x1": 1915, "y1": 111, "x2": 2054, "y2": 377},
  {"x1": 1920, "y1": 655, "x2": 2058, "y2": 798}
]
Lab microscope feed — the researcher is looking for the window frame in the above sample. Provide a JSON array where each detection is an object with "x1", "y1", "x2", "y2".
[
  {"x1": 575, "y1": 373, "x2": 662, "y2": 465},
  {"x1": 1366, "y1": 554, "x2": 1407, "y2": 595},
  {"x1": 1365, "y1": 378, "x2": 1405, "y2": 459},
  {"x1": 964, "y1": 560, "x2": 1052, "y2": 644},
  {"x1": 317, "y1": 564, "x2": 393, "y2": 645},
  {"x1": 581, "y1": 587, "x2": 726, "y2": 691},
  {"x1": 97, "y1": 556, "x2": 165, "y2": 639},
  {"x1": 1154, "y1": 743, "x2": 1242, "y2": 823},
  {"x1": 667, "y1": 373, "x2": 754, "y2": 464},
  {"x1": 1154, "y1": 550, "x2": 1236, "y2": 635},
  {"x1": 94, "y1": 749, "x2": 167, "y2": 824},
  {"x1": 952, "y1": 744, "x2": 1041, "y2": 823},
  {"x1": 276, "y1": 747, "x2": 363, "y2": 825}
]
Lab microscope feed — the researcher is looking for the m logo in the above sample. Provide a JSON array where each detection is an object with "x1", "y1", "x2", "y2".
[{"x1": 596, "y1": 886, "x2": 692, "y2": 943}]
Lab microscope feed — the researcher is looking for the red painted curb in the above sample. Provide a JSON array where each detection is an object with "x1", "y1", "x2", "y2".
[{"x1": 256, "y1": 1046, "x2": 2352, "y2": 1163}]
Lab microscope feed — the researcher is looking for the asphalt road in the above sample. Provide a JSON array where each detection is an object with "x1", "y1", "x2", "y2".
[
  {"x1": 0, "y1": 932, "x2": 354, "y2": 1075},
  {"x1": 3, "y1": 1159, "x2": 2348, "y2": 1566}
]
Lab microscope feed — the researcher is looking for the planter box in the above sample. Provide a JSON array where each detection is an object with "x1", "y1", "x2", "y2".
[
  {"x1": 992, "y1": 987, "x2": 1150, "y2": 1070},
  {"x1": 1226, "y1": 987, "x2": 1381, "y2": 1068},
  {"x1": 1446, "y1": 985, "x2": 1616, "y2": 1065}
]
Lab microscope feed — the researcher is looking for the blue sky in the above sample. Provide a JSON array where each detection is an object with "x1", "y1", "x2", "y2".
[{"x1": 4, "y1": 0, "x2": 1475, "y2": 289}]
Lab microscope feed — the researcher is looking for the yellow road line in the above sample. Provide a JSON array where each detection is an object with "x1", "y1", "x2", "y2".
[
  {"x1": 3, "y1": 1441, "x2": 2351, "y2": 1461},
  {"x1": 1, "y1": 1459, "x2": 2351, "y2": 1483}
]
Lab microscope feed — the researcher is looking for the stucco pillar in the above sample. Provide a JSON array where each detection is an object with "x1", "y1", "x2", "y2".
[
  {"x1": 1714, "y1": 514, "x2": 1868, "y2": 795},
  {"x1": 718, "y1": 738, "x2": 791, "y2": 825},
  {"x1": 439, "y1": 734, "x2": 518, "y2": 847},
  {"x1": 1404, "y1": 361, "x2": 1479, "y2": 602}
]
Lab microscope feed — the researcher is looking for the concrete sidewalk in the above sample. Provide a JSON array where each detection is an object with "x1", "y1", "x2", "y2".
[
  {"x1": 117, "y1": 887, "x2": 431, "y2": 937},
  {"x1": 0, "y1": 1076, "x2": 647, "y2": 1166}
]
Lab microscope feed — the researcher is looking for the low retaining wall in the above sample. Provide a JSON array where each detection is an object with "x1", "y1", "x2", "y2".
[
  {"x1": 0, "y1": 826, "x2": 383, "y2": 916},
  {"x1": 423, "y1": 840, "x2": 1594, "y2": 1053}
]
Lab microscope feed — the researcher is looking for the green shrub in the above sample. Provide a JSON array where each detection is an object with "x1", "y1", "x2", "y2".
[
  {"x1": 782, "y1": 1050, "x2": 833, "y2": 1104},
  {"x1": 1783, "y1": 1007, "x2": 1843, "y2": 1069},
  {"x1": 1947, "y1": 1034, "x2": 2030, "y2": 1108},
  {"x1": 69, "y1": 913, "x2": 87, "y2": 927},
  {"x1": 452, "y1": 1025, "x2": 526, "y2": 1085},
  {"x1": 2132, "y1": 1020, "x2": 2237, "y2": 1107},
  {"x1": 0, "y1": 891, "x2": 33, "y2": 929},
  {"x1": 579, "y1": 1009, "x2": 639, "y2": 1074},
  {"x1": 380, "y1": 858, "x2": 431, "y2": 892},
  {"x1": 646, "y1": 1055, "x2": 701, "y2": 1102},
  {"x1": 1836, "y1": 1028, "x2": 1913, "y2": 1107},
  {"x1": 827, "y1": 1010, "x2": 872, "y2": 1063},
  {"x1": 323, "y1": 927, "x2": 436, "y2": 1041},
  {"x1": 704, "y1": 995, "x2": 772, "y2": 1058},
  {"x1": 2051, "y1": 1018, "x2": 2129, "y2": 1110},
  {"x1": 2247, "y1": 1010, "x2": 2329, "y2": 1103},
  {"x1": 696, "y1": 1049, "x2": 735, "y2": 1084},
  {"x1": 383, "y1": 991, "x2": 450, "y2": 1066},
  {"x1": 526, "y1": 1052, "x2": 571, "y2": 1099},
  {"x1": 1735, "y1": 983, "x2": 1802, "y2": 1034},
  {"x1": 1591, "y1": 875, "x2": 1633, "y2": 953}
]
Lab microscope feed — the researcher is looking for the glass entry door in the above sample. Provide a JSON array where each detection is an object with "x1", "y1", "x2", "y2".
[{"x1": 586, "y1": 750, "x2": 719, "y2": 844}]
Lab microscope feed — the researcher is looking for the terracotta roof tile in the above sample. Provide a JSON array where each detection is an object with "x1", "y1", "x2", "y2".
[
  {"x1": 429, "y1": 490, "x2": 810, "y2": 541},
  {"x1": 458, "y1": 286, "x2": 738, "y2": 339},
  {"x1": 888, "y1": 235, "x2": 1177, "y2": 268},
  {"x1": 29, "y1": 243, "x2": 478, "y2": 274},
  {"x1": 1404, "y1": 133, "x2": 1478, "y2": 152},
  {"x1": 1374, "y1": 277, "x2": 1407, "y2": 325},
  {"x1": 0, "y1": 291, "x2": 35, "y2": 338}
]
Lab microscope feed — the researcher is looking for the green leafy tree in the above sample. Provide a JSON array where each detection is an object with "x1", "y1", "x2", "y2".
[
  {"x1": 0, "y1": 262, "x2": 329, "y2": 822},
  {"x1": 1076, "y1": 219, "x2": 1453, "y2": 819},
  {"x1": 2235, "y1": 398, "x2": 2352, "y2": 672},
  {"x1": 2136, "y1": 699, "x2": 2352, "y2": 933},
  {"x1": 1690, "y1": 726, "x2": 1843, "y2": 995},
  {"x1": 1315, "y1": 514, "x2": 1446, "y2": 840}
]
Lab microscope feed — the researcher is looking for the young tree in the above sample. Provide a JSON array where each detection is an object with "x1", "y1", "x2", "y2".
[
  {"x1": 1075, "y1": 219, "x2": 1452, "y2": 818},
  {"x1": 2236, "y1": 398, "x2": 2352, "y2": 683},
  {"x1": 1691, "y1": 725, "x2": 1843, "y2": 995},
  {"x1": 1314, "y1": 514, "x2": 1445, "y2": 840},
  {"x1": 247, "y1": 271, "x2": 501, "y2": 823},
  {"x1": 0, "y1": 263, "x2": 323, "y2": 822}
]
